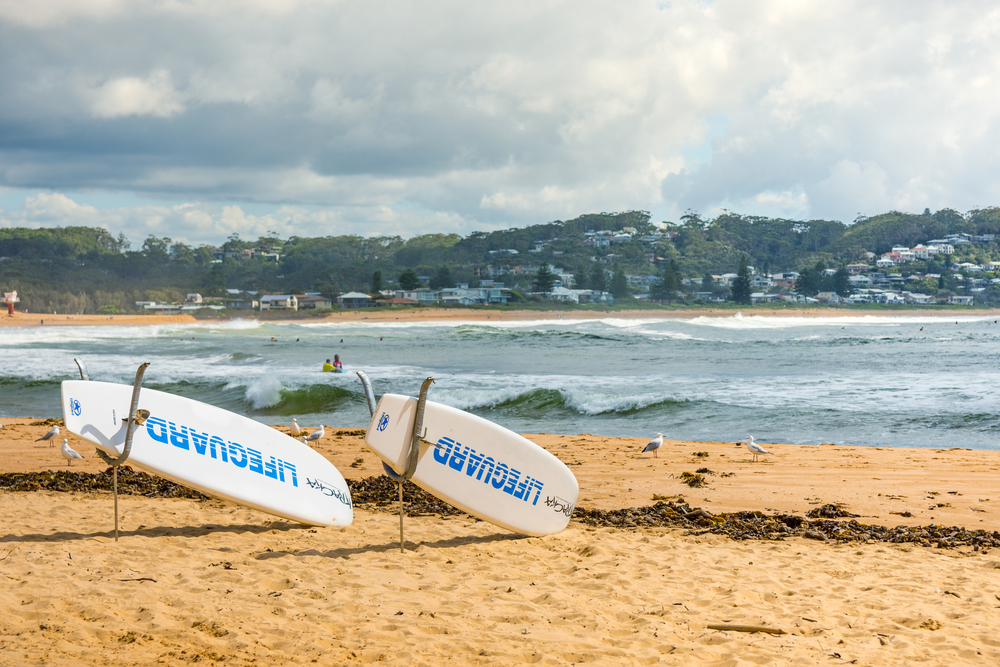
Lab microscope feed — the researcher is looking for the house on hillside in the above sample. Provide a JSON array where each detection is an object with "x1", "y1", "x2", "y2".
[
  {"x1": 259, "y1": 294, "x2": 298, "y2": 311},
  {"x1": 337, "y1": 292, "x2": 373, "y2": 309},
  {"x1": 297, "y1": 294, "x2": 332, "y2": 309}
]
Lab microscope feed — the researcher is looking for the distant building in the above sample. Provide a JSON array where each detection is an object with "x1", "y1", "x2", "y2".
[
  {"x1": 337, "y1": 292, "x2": 373, "y2": 309},
  {"x1": 297, "y1": 295, "x2": 333, "y2": 309},
  {"x1": 259, "y1": 294, "x2": 298, "y2": 311}
]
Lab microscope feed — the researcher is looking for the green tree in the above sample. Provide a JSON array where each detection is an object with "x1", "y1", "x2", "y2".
[
  {"x1": 651, "y1": 260, "x2": 679, "y2": 303},
  {"x1": 398, "y1": 268, "x2": 420, "y2": 290},
  {"x1": 833, "y1": 266, "x2": 851, "y2": 296},
  {"x1": 610, "y1": 263, "x2": 630, "y2": 298},
  {"x1": 590, "y1": 264, "x2": 607, "y2": 292},
  {"x1": 533, "y1": 264, "x2": 556, "y2": 296},
  {"x1": 731, "y1": 255, "x2": 753, "y2": 304},
  {"x1": 371, "y1": 270, "x2": 383, "y2": 294},
  {"x1": 702, "y1": 271, "x2": 715, "y2": 290},
  {"x1": 574, "y1": 265, "x2": 588, "y2": 290},
  {"x1": 430, "y1": 266, "x2": 453, "y2": 290}
]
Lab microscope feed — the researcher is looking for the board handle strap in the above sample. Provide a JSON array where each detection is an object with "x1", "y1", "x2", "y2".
[
  {"x1": 356, "y1": 371, "x2": 377, "y2": 417},
  {"x1": 403, "y1": 377, "x2": 434, "y2": 480}
]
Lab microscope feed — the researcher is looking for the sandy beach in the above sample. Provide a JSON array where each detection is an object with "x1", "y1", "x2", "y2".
[
  {"x1": 2, "y1": 305, "x2": 1000, "y2": 328},
  {"x1": 3, "y1": 419, "x2": 999, "y2": 665}
]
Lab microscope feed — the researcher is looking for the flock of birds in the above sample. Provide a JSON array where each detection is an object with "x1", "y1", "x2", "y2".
[
  {"x1": 31, "y1": 420, "x2": 771, "y2": 467},
  {"x1": 32, "y1": 419, "x2": 330, "y2": 467},
  {"x1": 642, "y1": 432, "x2": 771, "y2": 462}
]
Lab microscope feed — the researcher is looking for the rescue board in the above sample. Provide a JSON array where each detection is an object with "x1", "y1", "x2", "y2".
[
  {"x1": 60, "y1": 380, "x2": 353, "y2": 527},
  {"x1": 365, "y1": 394, "x2": 578, "y2": 536}
]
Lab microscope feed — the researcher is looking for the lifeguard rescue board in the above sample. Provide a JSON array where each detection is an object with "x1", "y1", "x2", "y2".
[
  {"x1": 60, "y1": 380, "x2": 353, "y2": 527},
  {"x1": 365, "y1": 394, "x2": 578, "y2": 536}
]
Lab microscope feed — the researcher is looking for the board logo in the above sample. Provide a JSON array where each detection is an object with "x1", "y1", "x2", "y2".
[
  {"x1": 306, "y1": 478, "x2": 352, "y2": 508},
  {"x1": 377, "y1": 412, "x2": 389, "y2": 432},
  {"x1": 69, "y1": 398, "x2": 82, "y2": 416},
  {"x1": 545, "y1": 495, "x2": 574, "y2": 517}
]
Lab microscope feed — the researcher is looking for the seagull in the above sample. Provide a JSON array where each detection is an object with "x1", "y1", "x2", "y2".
[
  {"x1": 291, "y1": 419, "x2": 300, "y2": 436},
  {"x1": 299, "y1": 436, "x2": 308, "y2": 444},
  {"x1": 306, "y1": 424, "x2": 325, "y2": 442},
  {"x1": 642, "y1": 433, "x2": 664, "y2": 458},
  {"x1": 61, "y1": 439, "x2": 83, "y2": 466},
  {"x1": 745, "y1": 436, "x2": 770, "y2": 462},
  {"x1": 36, "y1": 425, "x2": 60, "y2": 446}
]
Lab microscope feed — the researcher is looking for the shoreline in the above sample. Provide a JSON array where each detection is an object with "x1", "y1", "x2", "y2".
[{"x1": 2, "y1": 305, "x2": 1000, "y2": 327}]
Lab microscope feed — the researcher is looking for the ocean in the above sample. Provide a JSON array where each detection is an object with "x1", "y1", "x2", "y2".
[{"x1": 2, "y1": 313, "x2": 998, "y2": 450}]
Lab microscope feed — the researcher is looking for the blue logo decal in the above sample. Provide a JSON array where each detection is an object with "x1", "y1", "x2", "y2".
[
  {"x1": 377, "y1": 412, "x2": 389, "y2": 432},
  {"x1": 69, "y1": 398, "x2": 82, "y2": 416}
]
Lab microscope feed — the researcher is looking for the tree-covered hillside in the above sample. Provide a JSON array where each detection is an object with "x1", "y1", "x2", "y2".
[{"x1": 4, "y1": 206, "x2": 1000, "y2": 313}]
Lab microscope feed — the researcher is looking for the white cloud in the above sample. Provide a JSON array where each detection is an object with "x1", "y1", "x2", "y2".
[
  {"x1": 90, "y1": 70, "x2": 185, "y2": 119},
  {"x1": 1, "y1": 0, "x2": 1000, "y2": 235}
]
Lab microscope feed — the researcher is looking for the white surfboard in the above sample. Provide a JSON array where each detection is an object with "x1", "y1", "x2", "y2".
[
  {"x1": 60, "y1": 380, "x2": 353, "y2": 527},
  {"x1": 365, "y1": 394, "x2": 578, "y2": 536}
]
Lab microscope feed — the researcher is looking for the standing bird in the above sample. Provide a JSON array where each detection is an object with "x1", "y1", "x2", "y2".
[
  {"x1": 306, "y1": 424, "x2": 325, "y2": 442},
  {"x1": 642, "y1": 433, "x2": 664, "y2": 458},
  {"x1": 36, "y1": 424, "x2": 60, "y2": 446},
  {"x1": 291, "y1": 419, "x2": 301, "y2": 436},
  {"x1": 61, "y1": 439, "x2": 83, "y2": 466},
  {"x1": 745, "y1": 436, "x2": 770, "y2": 462}
]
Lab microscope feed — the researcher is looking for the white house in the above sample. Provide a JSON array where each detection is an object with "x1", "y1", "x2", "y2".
[{"x1": 259, "y1": 294, "x2": 298, "y2": 310}]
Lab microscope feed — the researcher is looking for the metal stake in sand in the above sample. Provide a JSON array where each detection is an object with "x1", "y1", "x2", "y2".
[{"x1": 96, "y1": 362, "x2": 150, "y2": 541}]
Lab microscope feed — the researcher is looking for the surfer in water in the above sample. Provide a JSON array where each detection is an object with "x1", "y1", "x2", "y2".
[
  {"x1": 323, "y1": 359, "x2": 335, "y2": 372},
  {"x1": 333, "y1": 354, "x2": 343, "y2": 371}
]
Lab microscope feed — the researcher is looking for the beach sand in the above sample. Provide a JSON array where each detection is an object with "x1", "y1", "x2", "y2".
[
  {"x1": 3, "y1": 419, "x2": 1000, "y2": 665},
  {"x1": 3, "y1": 305, "x2": 1000, "y2": 328}
]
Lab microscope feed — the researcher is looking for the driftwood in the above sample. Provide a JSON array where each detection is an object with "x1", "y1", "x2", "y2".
[{"x1": 707, "y1": 624, "x2": 786, "y2": 635}]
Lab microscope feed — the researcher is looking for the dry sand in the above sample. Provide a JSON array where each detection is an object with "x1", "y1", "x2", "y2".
[{"x1": 3, "y1": 419, "x2": 1000, "y2": 665}]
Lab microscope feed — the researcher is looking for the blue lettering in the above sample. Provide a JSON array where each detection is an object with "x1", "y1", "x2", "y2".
[
  {"x1": 283, "y1": 461, "x2": 298, "y2": 487},
  {"x1": 228, "y1": 442, "x2": 248, "y2": 468},
  {"x1": 465, "y1": 451, "x2": 484, "y2": 477},
  {"x1": 247, "y1": 447, "x2": 264, "y2": 474},
  {"x1": 146, "y1": 417, "x2": 168, "y2": 443},
  {"x1": 209, "y1": 436, "x2": 225, "y2": 460},
  {"x1": 264, "y1": 456, "x2": 279, "y2": 479},
  {"x1": 491, "y1": 462, "x2": 509, "y2": 489},
  {"x1": 478, "y1": 456, "x2": 495, "y2": 482},
  {"x1": 433, "y1": 437, "x2": 455, "y2": 464},
  {"x1": 190, "y1": 430, "x2": 210, "y2": 455},
  {"x1": 529, "y1": 478, "x2": 544, "y2": 505},
  {"x1": 448, "y1": 445, "x2": 470, "y2": 472},
  {"x1": 514, "y1": 476, "x2": 529, "y2": 500},
  {"x1": 169, "y1": 422, "x2": 190, "y2": 450},
  {"x1": 503, "y1": 468, "x2": 522, "y2": 495}
]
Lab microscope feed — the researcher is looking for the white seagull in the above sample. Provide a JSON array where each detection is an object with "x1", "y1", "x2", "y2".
[
  {"x1": 642, "y1": 433, "x2": 664, "y2": 458},
  {"x1": 745, "y1": 436, "x2": 770, "y2": 462},
  {"x1": 36, "y1": 424, "x2": 60, "y2": 446},
  {"x1": 291, "y1": 419, "x2": 300, "y2": 436},
  {"x1": 306, "y1": 424, "x2": 325, "y2": 442},
  {"x1": 61, "y1": 439, "x2": 83, "y2": 466}
]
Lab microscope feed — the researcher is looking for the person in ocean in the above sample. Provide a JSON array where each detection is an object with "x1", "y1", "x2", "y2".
[
  {"x1": 333, "y1": 354, "x2": 343, "y2": 371},
  {"x1": 322, "y1": 359, "x2": 335, "y2": 372}
]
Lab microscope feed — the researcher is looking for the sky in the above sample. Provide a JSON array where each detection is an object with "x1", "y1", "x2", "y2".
[{"x1": 1, "y1": 0, "x2": 999, "y2": 247}]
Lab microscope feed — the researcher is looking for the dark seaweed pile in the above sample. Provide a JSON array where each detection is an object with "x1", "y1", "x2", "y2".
[
  {"x1": 0, "y1": 467, "x2": 209, "y2": 498},
  {"x1": 347, "y1": 476, "x2": 467, "y2": 517},
  {"x1": 574, "y1": 501, "x2": 1000, "y2": 551},
  {"x1": 4, "y1": 470, "x2": 999, "y2": 550}
]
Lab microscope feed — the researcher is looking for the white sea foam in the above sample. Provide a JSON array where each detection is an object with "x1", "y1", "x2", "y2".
[{"x1": 685, "y1": 312, "x2": 997, "y2": 329}]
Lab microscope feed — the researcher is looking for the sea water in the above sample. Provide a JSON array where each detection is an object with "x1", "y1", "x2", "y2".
[{"x1": 2, "y1": 314, "x2": 998, "y2": 450}]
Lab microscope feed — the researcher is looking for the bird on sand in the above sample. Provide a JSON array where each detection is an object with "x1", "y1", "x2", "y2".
[
  {"x1": 36, "y1": 425, "x2": 60, "y2": 446},
  {"x1": 745, "y1": 436, "x2": 770, "y2": 462},
  {"x1": 642, "y1": 433, "x2": 664, "y2": 458},
  {"x1": 291, "y1": 419, "x2": 301, "y2": 436},
  {"x1": 306, "y1": 424, "x2": 325, "y2": 442},
  {"x1": 61, "y1": 439, "x2": 83, "y2": 466}
]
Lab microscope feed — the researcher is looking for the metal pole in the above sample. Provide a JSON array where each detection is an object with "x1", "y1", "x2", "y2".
[
  {"x1": 398, "y1": 481, "x2": 404, "y2": 553},
  {"x1": 96, "y1": 362, "x2": 150, "y2": 542},
  {"x1": 114, "y1": 467, "x2": 119, "y2": 541}
]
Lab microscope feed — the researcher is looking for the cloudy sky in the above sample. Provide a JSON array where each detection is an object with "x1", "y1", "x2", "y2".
[{"x1": 1, "y1": 0, "x2": 999, "y2": 246}]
